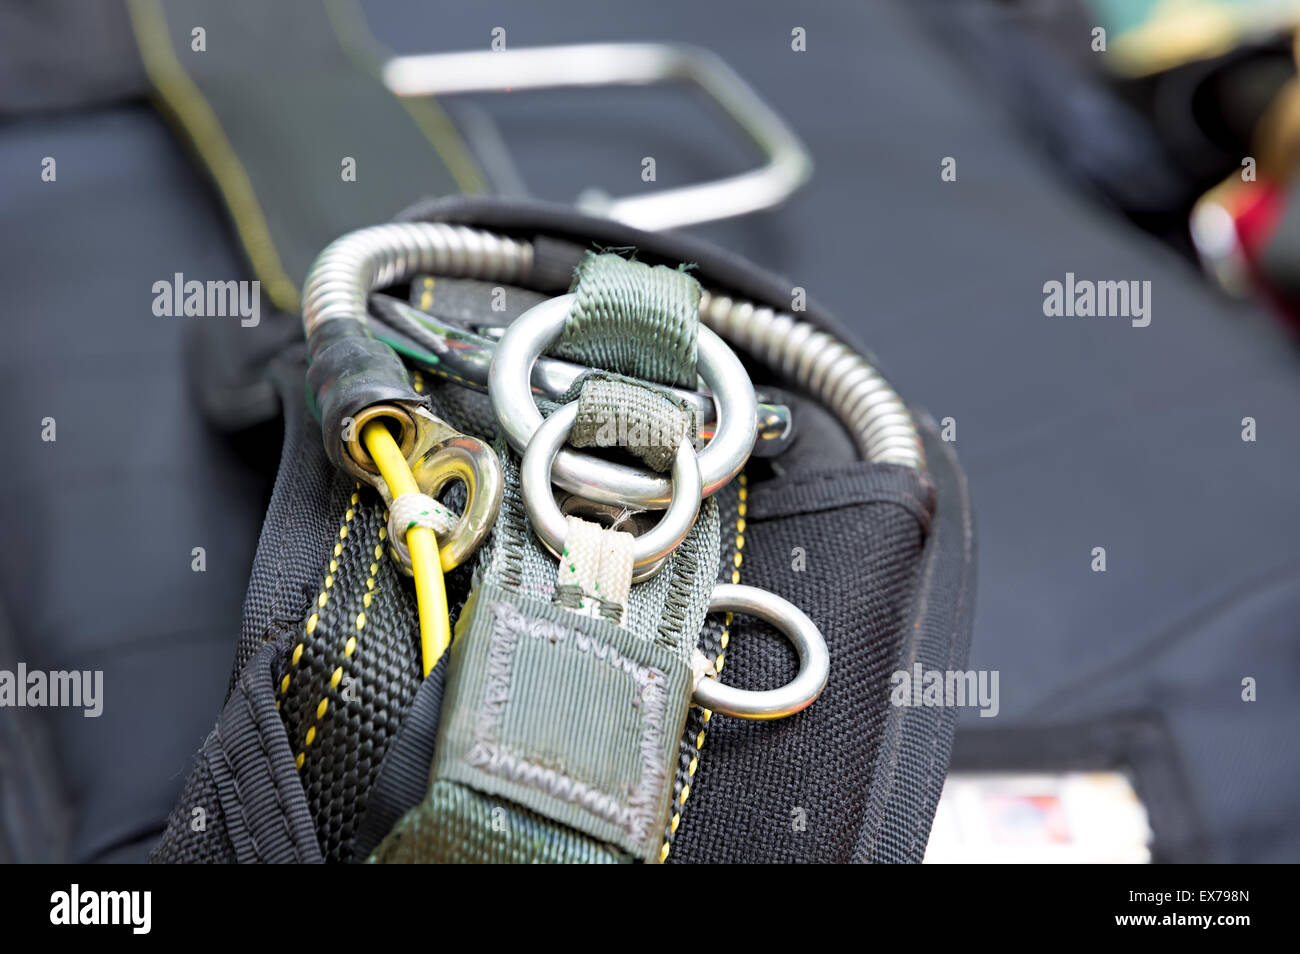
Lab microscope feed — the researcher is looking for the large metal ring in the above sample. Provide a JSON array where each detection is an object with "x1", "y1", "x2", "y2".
[
  {"x1": 489, "y1": 293, "x2": 757, "y2": 509},
  {"x1": 522, "y1": 402, "x2": 702, "y2": 571},
  {"x1": 693, "y1": 584, "x2": 830, "y2": 720}
]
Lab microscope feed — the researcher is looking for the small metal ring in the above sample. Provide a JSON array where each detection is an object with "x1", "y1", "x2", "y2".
[
  {"x1": 389, "y1": 435, "x2": 503, "y2": 573},
  {"x1": 693, "y1": 584, "x2": 829, "y2": 720},
  {"x1": 522, "y1": 401, "x2": 701, "y2": 570},
  {"x1": 489, "y1": 293, "x2": 757, "y2": 509}
]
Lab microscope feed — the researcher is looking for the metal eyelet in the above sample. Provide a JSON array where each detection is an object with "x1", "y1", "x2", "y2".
[
  {"x1": 376, "y1": 412, "x2": 504, "y2": 575},
  {"x1": 693, "y1": 584, "x2": 830, "y2": 720},
  {"x1": 488, "y1": 293, "x2": 757, "y2": 509},
  {"x1": 521, "y1": 401, "x2": 702, "y2": 575}
]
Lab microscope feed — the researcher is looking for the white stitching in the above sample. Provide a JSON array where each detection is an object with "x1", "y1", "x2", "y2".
[{"x1": 464, "y1": 600, "x2": 671, "y2": 846}]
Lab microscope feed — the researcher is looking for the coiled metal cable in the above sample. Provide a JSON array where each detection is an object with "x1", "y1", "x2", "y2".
[
  {"x1": 697, "y1": 292, "x2": 925, "y2": 468},
  {"x1": 303, "y1": 223, "x2": 535, "y2": 337},
  {"x1": 302, "y1": 222, "x2": 923, "y2": 470}
]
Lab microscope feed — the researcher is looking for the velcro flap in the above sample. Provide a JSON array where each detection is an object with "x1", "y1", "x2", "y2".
[{"x1": 433, "y1": 581, "x2": 692, "y2": 861}]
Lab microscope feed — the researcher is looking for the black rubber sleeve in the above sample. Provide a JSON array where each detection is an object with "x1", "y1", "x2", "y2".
[{"x1": 305, "y1": 320, "x2": 423, "y2": 471}]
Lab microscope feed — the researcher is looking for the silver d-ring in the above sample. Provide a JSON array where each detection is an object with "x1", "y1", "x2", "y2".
[
  {"x1": 489, "y1": 293, "x2": 757, "y2": 509},
  {"x1": 522, "y1": 402, "x2": 702, "y2": 571},
  {"x1": 694, "y1": 584, "x2": 830, "y2": 720}
]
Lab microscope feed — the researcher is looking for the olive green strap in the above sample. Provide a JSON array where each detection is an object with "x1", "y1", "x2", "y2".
[
  {"x1": 370, "y1": 253, "x2": 718, "y2": 864},
  {"x1": 552, "y1": 253, "x2": 701, "y2": 389}
]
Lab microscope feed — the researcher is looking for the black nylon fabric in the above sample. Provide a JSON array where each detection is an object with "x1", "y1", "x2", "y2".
[
  {"x1": 152, "y1": 636, "x2": 322, "y2": 864},
  {"x1": 859, "y1": 419, "x2": 976, "y2": 863},
  {"x1": 232, "y1": 351, "x2": 349, "y2": 684},
  {"x1": 150, "y1": 738, "x2": 236, "y2": 864},
  {"x1": 667, "y1": 458, "x2": 936, "y2": 862},
  {"x1": 350, "y1": 653, "x2": 449, "y2": 862},
  {"x1": 155, "y1": 351, "x2": 474, "y2": 864},
  {"x1": 272, "y1": 487, "x2": 423, "y2": 864}
]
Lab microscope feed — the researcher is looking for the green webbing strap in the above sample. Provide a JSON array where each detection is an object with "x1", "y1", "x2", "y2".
[
  {"x1": 552, "y1": 254, "x2": 702, "y2": 389},
  {"x1": 566, "y1": 371, "x2": 697, "y2": 473},
  {"x1": 371, "y1": 254, "x2": 720, "y2": 864},
  {"x1": 370, "y1": 778, "x2": 626, "y2": 864},
  {"x1": 438, "y1": 582, "x2": 692, "y2": 858}
]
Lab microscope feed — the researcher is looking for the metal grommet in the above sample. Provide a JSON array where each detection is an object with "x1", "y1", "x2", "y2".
[
  {"x1": 693, "y1": 584, "x2": 829, "y2": 720},
  {"x1": 522, "y1": 401, "x2": 701, "y2": 571},
  {"x1": 488, "y1": 293, "x2": 757, "y2": 509},
  {"x1": 388, "y1": 434, "x2": 504, "y2": 575},
  {"x1": 345, "y1": 404, "x2": 416, "y2": 475}
]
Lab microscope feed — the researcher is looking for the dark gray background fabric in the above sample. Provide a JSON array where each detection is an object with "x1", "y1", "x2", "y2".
[
  {"x1": 2, "y1": 0, "x2": 1297, "y2": 861},
  {"x1": 0, "y1": 107, "x2": 279, "y2": 862}
]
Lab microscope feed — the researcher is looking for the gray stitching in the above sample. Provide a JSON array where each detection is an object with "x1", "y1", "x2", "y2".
[
  {"x1": 464, "y1": 599, "x2": 671, "y2": 846},
  {"x1": 554, "y1": 583, "x2": 625, "y2": 624}
]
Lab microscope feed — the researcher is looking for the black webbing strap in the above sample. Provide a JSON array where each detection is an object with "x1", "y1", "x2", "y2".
[
  {"x1": 349, "y1": 654, "x2": 449, "y2": 862},
  {"x1": 204, "y1": 637, "x2": 324, "y2": 864},
  {"x1": 126, "y1": 0, "x2": 487, "y2": 310}
]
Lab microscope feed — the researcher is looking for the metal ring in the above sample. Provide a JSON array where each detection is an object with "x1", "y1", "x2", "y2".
[
  {"x1": 389, "y1": 434, "x2": 503, "y2": 574},
  {"x1": 489, "y1": 293, "x2": 757, "y2": 509},
  {"x1": 522, "y1": 402, "x2": 702, "y2": 570},
  {"x1": 693, "y1": 584, "x2": 829, "y2": 720}
]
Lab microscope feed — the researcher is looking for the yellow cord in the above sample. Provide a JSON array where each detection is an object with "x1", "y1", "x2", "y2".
[{"x1": 361, "y1": 420, "x2": 450, "y2": 677}]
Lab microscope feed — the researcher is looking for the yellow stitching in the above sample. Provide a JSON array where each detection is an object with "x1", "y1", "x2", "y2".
[
  {"x1": 289, "y1": 498, "x2": 359, "y2": 765},
  {"x1": 322, "y1": 0, "x2": 488, "y2": 194},
  {"x1": 125, "y1": 0, "x2": 298, "y2": 311},
  {"x1": 303, "y1": 513, "x2": 381, "y2": 767},
  {"x1": 663, "y1": 471, "x2": 746, "y2": 861}
]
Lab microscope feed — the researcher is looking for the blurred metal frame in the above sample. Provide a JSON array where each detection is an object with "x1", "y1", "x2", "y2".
[{"x1": 382, "y1": 43, "x2": 813, "y2": 230}]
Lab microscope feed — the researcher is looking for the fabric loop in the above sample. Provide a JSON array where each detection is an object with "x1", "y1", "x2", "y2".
[
  {"x1": 552, "y1": 252, "x2": 701, "y2": 388},
  {"x1": 386, "y1": 492, "x2": 458, "y2": 568},
  {"x1": 554, "y1": 515, "x2": 635, "y2": 622},
  {"x1": 569, "y1": 376, "x2": 696, "y2": 473}
]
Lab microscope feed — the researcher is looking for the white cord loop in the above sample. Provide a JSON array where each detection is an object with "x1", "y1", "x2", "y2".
[{"x1": 387, "y1": 492, "x2": 458, "y2": 569}]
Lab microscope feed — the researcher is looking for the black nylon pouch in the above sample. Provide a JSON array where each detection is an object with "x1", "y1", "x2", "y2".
[{"x1": 152, "y1": 199, "x2": 975, "y2": 863}]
